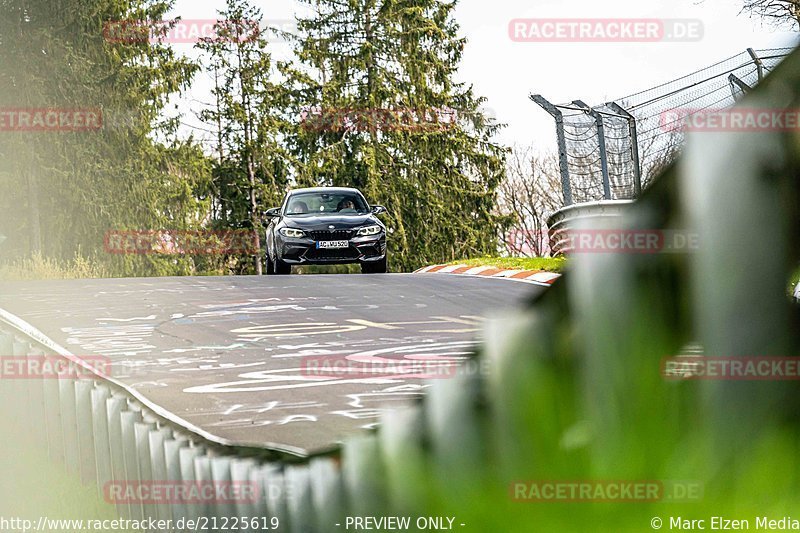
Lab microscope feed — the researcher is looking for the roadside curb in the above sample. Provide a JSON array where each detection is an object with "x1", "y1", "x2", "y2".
[{"x1": 413, "y1": 264, "x2": 561, "y2": 287}]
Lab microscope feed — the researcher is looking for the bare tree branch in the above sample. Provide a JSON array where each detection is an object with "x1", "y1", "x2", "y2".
[
  {"x1": 497, "y1": 146, "x2": 564, "y2": 257},
  {"x1": 741, "y1": 0, "x2": 800, "y2": 29}
]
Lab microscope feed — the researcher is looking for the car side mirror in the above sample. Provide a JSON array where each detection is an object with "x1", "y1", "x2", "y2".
[
  {"x1": 264, "y1": 207, "x2": 281, "y2": 218},
  {"x1": 371, "y1": 205, "x2": 387, "y2": 215}
]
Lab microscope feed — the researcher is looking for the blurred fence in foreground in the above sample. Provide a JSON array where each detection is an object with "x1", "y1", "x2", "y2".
[{"x1": 3, "y1": 45, "x2": 800, "y2": 531}]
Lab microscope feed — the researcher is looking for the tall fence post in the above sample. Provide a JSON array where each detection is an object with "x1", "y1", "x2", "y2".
[
  {"x1": 531, "y1": 94, "x2": 573, "y2": 205},
  {"x1": 606, "y1": 101, "x2": 642, "y2": 196},
  {"x1": 573, "y1": 100, "x2": 611, "y2": 200},
  {"x1": 747, "y1": 47, "x2": 764, "y2": 81}
]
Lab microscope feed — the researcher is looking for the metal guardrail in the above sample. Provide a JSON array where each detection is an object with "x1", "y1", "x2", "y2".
[
  {"x1": 0, "y1": 320, "x2": 347, "y2": 532},
  {"x1": 546, "y1": 200, "x2": 633, "y2": 255}
]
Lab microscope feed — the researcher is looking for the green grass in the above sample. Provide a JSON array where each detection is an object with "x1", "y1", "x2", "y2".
[
  {"x1": 448, "y1": 256, "x2": 567, "y2": 273},
  {"x1": 0, "y1": 252, "x2": 109, "y2": 281}
]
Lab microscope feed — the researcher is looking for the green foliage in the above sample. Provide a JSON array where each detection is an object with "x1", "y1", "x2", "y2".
[
  {"x1": 285, "y1": 0, "x2": 507, "y2": 272},
  {"x1": 448, "y1": 256, "x2": 567, "y2": 272},
  {"x1": 0, "y1": 0, "x2": 510, "y2": 278},
  {"x1": 0, "y1": 251, "x2": 108, "y2": 280},
  {"x1": 0, "y1": 0, "x2": 213, "y2": 277},
  {"x1": 196, "y1": 0, "x2": 292, "y2": 274}
]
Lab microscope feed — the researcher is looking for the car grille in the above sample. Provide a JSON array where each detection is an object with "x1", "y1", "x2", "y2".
[
  {"x1": 305, "y1": 247, "x2": 360, "y2": 261},
  {"x1": 307, "y1": 229, "x2": 355, "y2": 240}
]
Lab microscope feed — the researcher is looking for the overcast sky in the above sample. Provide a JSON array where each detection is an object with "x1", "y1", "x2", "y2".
[{"x1": 167, "y1": 0, "x2": 799, "y2": 154}]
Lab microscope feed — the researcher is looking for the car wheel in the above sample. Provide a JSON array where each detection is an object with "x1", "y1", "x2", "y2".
[
  {"x1": 361, "y1": 256, "x2": 387, "y2": 274},
  {"x1": 274, "y1": 257, "x2": 292, "y2": 275}
]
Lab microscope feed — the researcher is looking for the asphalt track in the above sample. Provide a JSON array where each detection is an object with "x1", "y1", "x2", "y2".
[{"x1": 0, "y1": 274, "x2": 542, "y2": 455}]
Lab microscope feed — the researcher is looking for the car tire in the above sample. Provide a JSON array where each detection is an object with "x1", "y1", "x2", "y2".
[
  {"x1": 265, "y1": 253, "x2": 275, "y2": 275},
  {"x1": 361, "y1": 256, "x2": 387, "y2": 274},
  {"x1": 274, "y1": 257, "x2": 292, "y2": 275}
]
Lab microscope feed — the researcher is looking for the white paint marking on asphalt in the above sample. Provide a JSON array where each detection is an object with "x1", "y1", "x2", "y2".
[
  {"x1": 223, "y1": 404, "x2": 243, "y2": 415},
  {"x1": 97, "y1": 315, "x2": 157, "y2": 322},
  {"x1": 163, "y1": 343, "x2": 245, "y2": 353},
  {"x1": 272, "y1": 349, "x2": 352, "y2": 358},
  {"x1": 430, "y1": 316, "x2": 483, "y2": 326},
  {"x1": 231, "y1": 322, "x2": 368, "y2": 340},
  {"x1": 346, "y1": 319, "x2": 403, "y2": 330}
]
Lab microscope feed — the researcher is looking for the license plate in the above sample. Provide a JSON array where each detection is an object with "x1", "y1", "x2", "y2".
[{"x1": 316, "y1": 240, "x2": 349, "y2": 249}]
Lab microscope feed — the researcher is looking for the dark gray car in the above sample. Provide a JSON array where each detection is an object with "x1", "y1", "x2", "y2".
[{"x1": 264, "y1": 187, "x2": 388, "y2": 274}]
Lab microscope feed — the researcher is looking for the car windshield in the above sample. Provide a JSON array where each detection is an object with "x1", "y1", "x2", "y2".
[{"x1": 285, "y1": 191, "x2": 369, "y2": 216}]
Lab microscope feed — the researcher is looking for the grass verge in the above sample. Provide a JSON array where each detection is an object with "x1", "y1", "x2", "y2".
[{"x1": 447, "y1": 256, "x2": 566, "y2": 273}]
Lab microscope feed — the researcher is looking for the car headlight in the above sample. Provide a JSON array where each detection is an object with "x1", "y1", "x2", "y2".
[
  {"x1": 357, "y1": 225, "x2": 382, "y2": 236},
  {"x1": 279, "y1": 228, "x2": 305, "y2": 238}
]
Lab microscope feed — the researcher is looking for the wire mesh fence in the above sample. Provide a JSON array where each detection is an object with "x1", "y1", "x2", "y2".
[{"x1": 534, "y1": 46, "x2": 794, "y2": 205}]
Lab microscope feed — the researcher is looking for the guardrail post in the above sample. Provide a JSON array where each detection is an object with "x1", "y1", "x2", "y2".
[
  {"x1": 285, "y1": 465, "x2": 314, "y2": 533},
  {"x1": 134, "y1": 420, "x2": 157, "y2": 526},
  {"x1": 0, "y1": 331, "x2": 13, "y2": 410},
  {"x1": 342, "y1": 435, "x2": 386, "y2": 518},
  {"x1": 59, "y1": 377, "x2": 80, "y2": 476},
  {"x1": 164, "y1": 435, "x2": 190, "y2": 527},
  {"x1": 230, "y1": 458, "x2": 257, "y2": 532},
  {"x1": 106, "y1": 394, "x2": 128, "y2": 517},
  {"x1": 75, "y1": 379, "x2": 97, "y2": 485},
  {"x1": 683, "y1": 93, "x2": 792, "y2": 445},
  {"x1": 91, "y1": 384, "x2": 112, "y2": 495},
  {"x1": 256, "y1": 464, "x2": 287, "y2": 530},
  {"x1": 427, "y1": 370, "x2": 483, "y2": 471},
  {"x1": 309, "y1": 457, "x2": 345, "y2": 532},
  {"x1": 193, "y1": 455, "x2": 213, "y2": 526},
  {"x1": 379, "y1": 407, "x2": 426, "y2": 513},
  {"x1": 210, "y1": 456, "x2": 235, "y2": 521},
  {"x1": 44, "y1": 370, "x2": 64, "y2": 464},
  {"x1": 26, "y1": 348, "x2": 47, "y2": 443},
  {"x1": 12, "y1": 339, "x2": 31, "y2": 426},
  {"x1": 149, "y1": 426, "x2": 173, "y2": 526},
  {"x1": 179, "y1": 445, "x2": 205, "y2": 530},
  {"x1": 121, "y1": 409, "x2": 143, "y2": 520}
]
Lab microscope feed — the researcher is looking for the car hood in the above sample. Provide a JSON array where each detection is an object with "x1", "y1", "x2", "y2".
[{"x1": 283, "y1": 214, "x2": 380, "y2": 230}]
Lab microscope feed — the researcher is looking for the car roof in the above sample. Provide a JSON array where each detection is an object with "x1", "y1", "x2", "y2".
[{"x1": 287, "y1": 187, "x2": 363, "y2": 195}]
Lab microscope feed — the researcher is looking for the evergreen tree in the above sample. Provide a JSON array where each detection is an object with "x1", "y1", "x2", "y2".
[
  {"x1": 287, "y1": 0, "x2": 507, "y2": 270},
  {"x1": 0, "y1": 0, "x2": 211, "y2": 276},
  {"x1": 196, "y1": 0, "x2": 290, "y2": 275}
]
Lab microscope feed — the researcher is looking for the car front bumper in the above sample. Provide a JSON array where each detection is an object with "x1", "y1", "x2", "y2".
[{"x1": 276, "y1": 234, "x2": 386, "y2": 265}]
